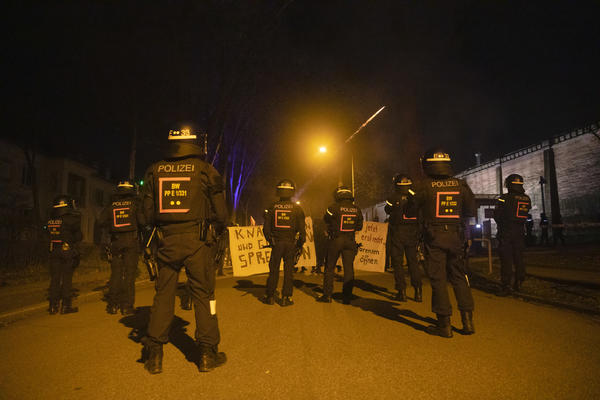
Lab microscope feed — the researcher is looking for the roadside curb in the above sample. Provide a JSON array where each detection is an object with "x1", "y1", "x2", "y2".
[
  {"x1": 471, "y1": 272, "x2": 600, "y2": 317},
  {"x1": 0, "y1": 279, "x2": 155, "y2": 327},
  {"x1": 0, "y1": 273, "x2": 234, "y2": 327}
]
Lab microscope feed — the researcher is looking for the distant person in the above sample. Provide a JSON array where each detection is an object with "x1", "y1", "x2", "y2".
[
  {"x1": 261, "y1": 179, "x2": 306, "y2": 306},
  {"x1": 318, "y1": 186, "x2": 363, "y2": 304},
  {"x1": 494, "y1": 174, "x2": 532, "y2": 296},
  {"x1": 46, "y1": 195, "x2": 82, "y2": 314},
  {"x1": 384, "y1": 173, "x2": 422, "y2": 302},
  {"x1": 413, "y1": 149, "x2": 476, "y2": 338},
  {"x1": 312, "y1": 217, "x2": 327, "y2": 274},
  {"x1": 540, "y1": 213, "x2": 549, "y2": 246},
  {"x1": 97, "y1": 180, "x2": 144, "y2": 315},
  {"x1": 552, "y1": 216, "x2": 566, "y2": 246},
  {"x1": 141, "y1": 126, "x2": 228, "y2": 374},
  {"x1": 525, "y1": 214, "x2": 534, "y2": 246}
]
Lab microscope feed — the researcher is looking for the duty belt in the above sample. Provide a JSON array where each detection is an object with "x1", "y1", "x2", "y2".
[
  {"x1": 158, "y1": 220, "x2": 208, "y2": 240},
  {"x1": 427, "y1": 223, "x2": 461, "y2": 231}
]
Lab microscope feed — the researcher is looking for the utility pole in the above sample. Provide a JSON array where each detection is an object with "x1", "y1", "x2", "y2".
[{"x1": 539, "y1": 176, "x2": 547, "y2": 214}]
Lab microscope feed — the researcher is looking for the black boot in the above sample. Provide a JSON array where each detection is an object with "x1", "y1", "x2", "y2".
[
  {"x1": 414, "y1": 285, "x2": 423, "y2": 302},
  {"x1": 395, "y1": 289, "x2": 407, "y2": 302},
  {"x1": 426, "y1": 315, "x2": 453, "y2": 338},
  {"x1": 461, "y1": 311, "x2": 475, "y2": 335},
  {"x1": 497, "y1": 285, "x2": 512, "y2": 297},
  {"x1": 60, "y1": 299, "x2": 78, "y2": 314},
  {"x1": 317, "y1": 295, "x2": 332, "y2": 303},
  {"x1": 281, "y1": 296, "x2": 294, "y2": 307},
  {"x1": 49, "y1": 300, "x2": 60, "y2": 315},
  {"x1": 121, "y1": 304, "x2": 135, "y2": 315},
  {"x1": 197, "y1": 345, "x2": 227, "y2": 372},
  {"x1": 261, "y1": 294, "x2": 275, "y2": 305},
  {"x1": 142, "y1": 338, "x2": 163, "y2": 374},
  {"x1": 180, "y1": 296, "x2": 193, "y2": 310},
  {"x1": 106, "y1": 303, "x2": 118, "y2": 314}
]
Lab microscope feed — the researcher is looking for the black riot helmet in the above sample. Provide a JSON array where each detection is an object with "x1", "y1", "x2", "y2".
[
  {"x1": 334, "y1": 185, "x2": 354, "y2": 202},
  {"x1": 392, "y1": 173, "x2": 413, "y2": 193},
  {"x1": 116, "y1": 180, "x2": 135, "y2": 194},
  {"x1": 165, "y1": 124, "x2": 208, "y2": 160},
  {"x1": 52, "y1": 194, "x2": 75, "y2": 216},
  {"x1": 276, "y1": 179, "x2": 296, "y2": 200},
  {"x1": 421, "y1": 148, "x2": 453, "y2": 177},
  {"x1": 505, "y1": 174, "x2": 525, "y2": 194}
]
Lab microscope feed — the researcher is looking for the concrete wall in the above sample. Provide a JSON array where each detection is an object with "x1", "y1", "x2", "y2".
[
  {"x1": 456, "y1": 123, "x2": 600, "y2": 241},
  {"x1": 553, "y1": 132, "x2": 600, "y2": 222}
]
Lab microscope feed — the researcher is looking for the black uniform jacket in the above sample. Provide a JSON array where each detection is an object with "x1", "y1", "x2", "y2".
[
  {"x1": 324, "y1": 200, "x2": 364, "y2": 238},
  {"x1": 494, "y1": 191, "x2": 531, "y2": 234},
  {"x1": 263, "y1": 200, "x2": 306, "y2": 244},
  {"x1": 385, "y1": 190, "x2": 418, "y2": 226},
  {"x1": 98, "y1": 193, "x2": 145, "y2": 234},
  {"x1": 47, "y1": 211, "x2": 82, "y2": 250},
  {"x1": 142, "y1": 156, "x2": 227, "y2": 235},
  {"x1": 413, "y1": 176, "x2": 476, "y2": 226}
]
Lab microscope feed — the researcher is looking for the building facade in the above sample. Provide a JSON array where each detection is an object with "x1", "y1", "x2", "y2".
[{"x1": 0, "y1": 139, "x2": 115, "y2": 243}]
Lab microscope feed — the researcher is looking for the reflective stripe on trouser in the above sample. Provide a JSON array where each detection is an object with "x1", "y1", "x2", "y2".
[
  {"x1": 266, "y1": 240, "x2": 296, "y2": 297},
  {"x1": 423, "y1": 231, "x2": 474, "y2": 316},
  {"x1": 323, "y1": 235, "x2": 356, "y2": 298},
  {"x1": 147, "y1": 232, "x2": 219, "y2": 346}
]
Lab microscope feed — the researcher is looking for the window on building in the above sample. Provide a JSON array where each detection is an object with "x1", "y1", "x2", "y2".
[{"x1": 67, "y1": 173, "x2": 86, "y2": 208}]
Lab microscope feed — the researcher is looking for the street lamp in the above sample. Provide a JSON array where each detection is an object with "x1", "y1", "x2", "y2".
[{"x1": 319, "y1": 146, "x2": 327, "y2": 154}]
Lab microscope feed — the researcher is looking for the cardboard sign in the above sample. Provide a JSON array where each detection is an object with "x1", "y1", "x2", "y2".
[
  {"x1": 354, "y1": 221, "x2": 388, "y2": 273},
  {"x1": 228, "y1": 217, "x2": 316, "y2": 277}
]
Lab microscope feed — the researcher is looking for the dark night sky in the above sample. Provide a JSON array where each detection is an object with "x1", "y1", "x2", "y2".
[{"x1": 4, "y1": 0, "x2": 599, "y2": 215}]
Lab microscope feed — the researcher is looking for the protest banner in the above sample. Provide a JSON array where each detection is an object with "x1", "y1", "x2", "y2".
[
  {"x1": 353, "y1": 221, "x2": 388, "y2": 272},
  {"x1": 228, "y1": 217, "x2": 316, "y2": 277}
]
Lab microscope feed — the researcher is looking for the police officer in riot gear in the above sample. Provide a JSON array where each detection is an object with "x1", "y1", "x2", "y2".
[
  {"x1": 494, "y1": 174, "x2": 532, "y2": 295},
  {"x1": 46, "y1": 195, "x2": 82, "y2": 314},
  {"x1": 98, "y1": 180, "x2": 145, "y2": 314},
  {"x1": 262, "y1": 179, "x2": 306, "y2": 306},
  {"x1": 141, "y1": 126, "x2": 228, "y2": 374},
  {"x1": 318, "y1": 186, "x2": 364, "y2": 304},
  {"x1": 414, "y1": 149, "x2": 476, "y2": 338},
  {"x1": 384, "y1": 174, "x2": 422, "y2": 302}
]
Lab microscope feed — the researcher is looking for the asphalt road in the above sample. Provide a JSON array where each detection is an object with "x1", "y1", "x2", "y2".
[{"x1": 1, "y1": 272, "x2": 599, "y2": 400}]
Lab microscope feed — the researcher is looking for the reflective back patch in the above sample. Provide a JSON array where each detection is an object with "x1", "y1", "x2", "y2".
[
  {"x1": 275, "y1": 210, "x2": 292, "y2": 228},
  {"x1": 113, "y1": 207, "x2": 132, "y2": 228},
  {"x1": 340, "y1": 214, "x2": 357, "y2": 231},
  {"x1": 159, "y1": 177, "x2": 191, "y2": 213},
  {"x1": 48, "y1": 222, "x2": 62, "y2": 236},
  {"x1": 436, "y1": 191, "x2": 460, "y2": 218},
  {"x1": 516, "y1": 201, "x2": 530, "y2": 219}
]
